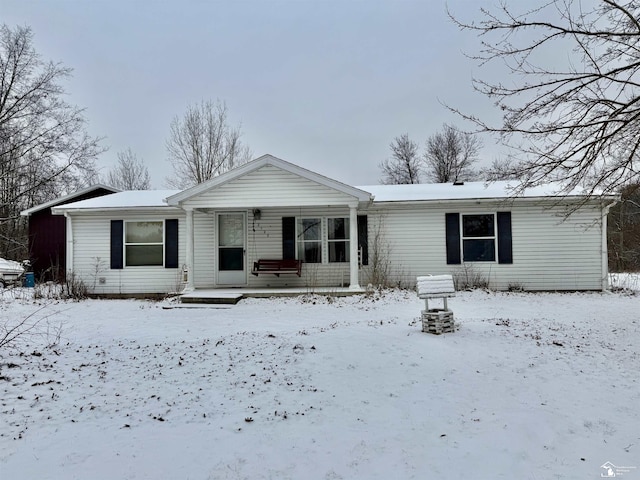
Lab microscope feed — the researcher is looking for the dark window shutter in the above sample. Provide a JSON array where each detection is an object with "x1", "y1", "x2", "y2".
[
  {"x1": 110, "y1": 220, "x2": 123, "y2": 269},
  {"x1": 165, "y1": 219, "x2": 179, "y2": 268},
  {"x1": 497, "y1": 212, "x2": 513, "y2": 264},
  {"x1": 445, "y1": 213, "x2": 461, "y2": 265},
  {"x1": 357, "y1": 215, "x2": 368, "y2": 266},
  {"x1": 282, "y1": 217, "x2": 295, "y2": 260}
]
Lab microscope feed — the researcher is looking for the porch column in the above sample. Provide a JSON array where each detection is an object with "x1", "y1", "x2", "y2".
[
  {"x1": 349, "y1": 204, "x2": 360, "y2": 290},
  {"x1": 185, "y1": 207, "x2": 194, "y2": 291}
]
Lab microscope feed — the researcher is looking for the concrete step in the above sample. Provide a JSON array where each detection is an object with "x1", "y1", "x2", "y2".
[{"x1": 180, "y1": 292, "x2": 243, "y2": 305}]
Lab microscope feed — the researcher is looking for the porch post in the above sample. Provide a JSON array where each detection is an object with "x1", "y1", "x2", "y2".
[
  {"x1": 185, "y1": 207, "x2": 194, "y2": 291},
  {"x1": 349, "y1": 204, "x2": 360, "y2": 290}
]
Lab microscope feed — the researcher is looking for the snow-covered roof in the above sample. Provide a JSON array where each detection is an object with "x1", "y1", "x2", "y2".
[
  {"x1": 51, "y1": 190, "x2": 180, "y2": 212},
  {"x1": 49, "y1": 180, "x2": 613, "y2": 214},
  {"x1": 357, "y1": 181, "x2": 602, "y2": 203},
  {"x1": 21, "y1": 184, "x2": 120, "y2": 216}
]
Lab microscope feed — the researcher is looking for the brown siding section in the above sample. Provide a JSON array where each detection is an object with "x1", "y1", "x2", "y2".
[{"x1": 28, "y1": 188, "x2": 116, "y2": 281}]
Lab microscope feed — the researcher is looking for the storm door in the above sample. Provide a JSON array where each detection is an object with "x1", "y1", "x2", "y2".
[{"x1": 216, "y1": 212, "x2": 246, "y2": 285}]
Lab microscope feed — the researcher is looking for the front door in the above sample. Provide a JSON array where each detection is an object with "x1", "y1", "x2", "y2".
[{"x1": 217, "y1": 212, "x2": 246, "y2": 285}]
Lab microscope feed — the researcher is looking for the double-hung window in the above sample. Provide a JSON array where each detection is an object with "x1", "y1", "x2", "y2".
[
  {"x1": 461, "y1": 214, "x2": 496, "y2": 262},
  {"x1": 125, "y1": 221, "x2": 164, "y2": 266},
  {"x1": 327, "y1": 217, "x2": 350, "y2": 263},
  {"x1": 446, "y1": 212, "x2": 512, "y2": 265},
  {"x1": 297, "y1": 218, "x2": 322, "y2": 263},
  {"x1": 282, "y1": 215, "x2": 367, "y2": 265},
  {"x1": 296, "y1": 217, "x2": 351, "y2": 263}
]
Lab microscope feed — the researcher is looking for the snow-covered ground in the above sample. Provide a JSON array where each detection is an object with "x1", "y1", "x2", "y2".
[{"x1": 1, "y1": 281, "x2": 638, "y2": 480}]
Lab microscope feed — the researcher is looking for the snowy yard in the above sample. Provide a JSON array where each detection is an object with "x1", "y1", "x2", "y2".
[{"x1": 1, "y1": 282, "x2": 639, "y2": 479}]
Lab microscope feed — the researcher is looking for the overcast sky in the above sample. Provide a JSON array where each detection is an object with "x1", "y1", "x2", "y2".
[{"x1": 4, "y1": 0, "x2": 504, "y2": 188}]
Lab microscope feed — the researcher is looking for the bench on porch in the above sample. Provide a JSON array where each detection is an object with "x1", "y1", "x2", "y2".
[{"x1": 251, "y1": 259, "x2": 302, "y2": 277}]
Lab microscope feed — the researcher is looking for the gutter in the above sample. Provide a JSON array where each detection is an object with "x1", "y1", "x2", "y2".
[
  {"x1": 369, "y1": 195, "x2": 617, "y2": 207},
  {"x1": 51, "y1": 206, "x2": 183, "y2": 216}
]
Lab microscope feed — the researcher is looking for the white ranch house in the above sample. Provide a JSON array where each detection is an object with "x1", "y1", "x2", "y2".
[{"x1": 50, "y1": 155, "x2": 617, "y2": 295}]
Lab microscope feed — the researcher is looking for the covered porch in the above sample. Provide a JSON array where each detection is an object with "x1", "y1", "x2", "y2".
[{"x1": 166, "y1": 155, "x2": 373, "y2": 292}]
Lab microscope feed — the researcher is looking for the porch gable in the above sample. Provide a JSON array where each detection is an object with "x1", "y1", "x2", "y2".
[{"x1": 166, "y1": 154, "x2": 371, "y2": 209}]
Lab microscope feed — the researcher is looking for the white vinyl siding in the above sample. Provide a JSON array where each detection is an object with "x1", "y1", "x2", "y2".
[
  {"x1": 70, "y1": 212, "x2": 185, "y2": 295},
  {"x1": 192, "y1": 211, "x2": 216, "y2": 288},
  {"x1": 363, "y1": 201, "x2": 604, "y2": 291}
]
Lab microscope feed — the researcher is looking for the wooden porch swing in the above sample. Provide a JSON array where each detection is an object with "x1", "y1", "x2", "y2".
[{"x1": 251, "y1": 259, "x2": 302, "y2": 277}]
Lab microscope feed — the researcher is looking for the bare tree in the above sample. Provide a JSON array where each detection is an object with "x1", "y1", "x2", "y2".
[
  {"x1": 608, "y1": 183, "x2": 640, "y2": 272},
  {"x1": 379, "y1": 134, "x2": 422, "y2": 184},
  {"x1": 449, "y1": 0, "x2": 640, "y2": 196},
  {"x1": 0, "y1": 25, "x2": 103, "y2": 259},
  {"x1": 106, "y1": 148, "x2": 151, "y2": 190},
  {"x1": 165, "y1": 100, "x2": 251, "y2": 189},
  {"x1": 424, "y1": 124, "x2": 481, "y2": 183},
  {"x1": 480, "y1": 157, "x2": 520, "y2": 181}
]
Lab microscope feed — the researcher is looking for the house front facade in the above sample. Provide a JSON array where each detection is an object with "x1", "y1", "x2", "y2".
[{"x1": 49, "y1": 155, "x2": 618, "y2": 294}]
